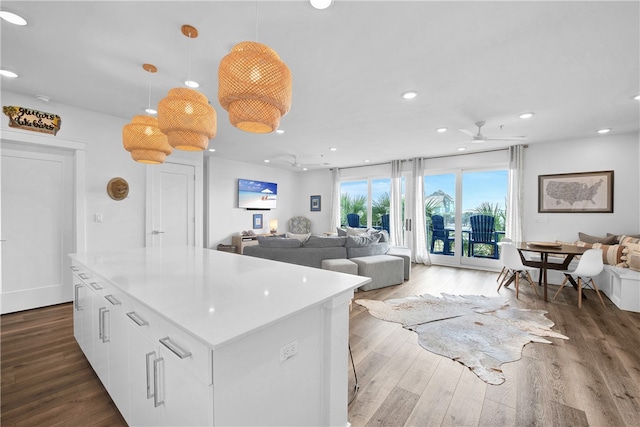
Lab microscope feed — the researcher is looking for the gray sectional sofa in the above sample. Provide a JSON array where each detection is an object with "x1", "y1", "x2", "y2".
[{"x1": 243, "y1": 232, "x2": 411, "y2": 289}]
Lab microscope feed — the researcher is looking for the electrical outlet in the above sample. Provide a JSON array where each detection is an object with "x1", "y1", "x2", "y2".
[
  {"x1": 279, "y1": 340, "x2": 298, "y2": 363},
  {"x1": 94, "y1": 213, "x2": 103, "y2": 223}
]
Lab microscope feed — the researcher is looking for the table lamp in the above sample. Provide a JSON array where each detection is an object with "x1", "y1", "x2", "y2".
[{"x1": 269, "y1": 219, "x2": 278, "y2": 234}]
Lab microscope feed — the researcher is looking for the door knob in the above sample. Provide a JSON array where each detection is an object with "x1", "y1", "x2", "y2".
[{"x1": 152, "y1": 230, "x2": 165, "y2": 235}]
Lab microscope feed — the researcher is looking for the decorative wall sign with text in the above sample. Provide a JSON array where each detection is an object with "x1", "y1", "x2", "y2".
[{"x1": 3, "y1": 106, "x2": 61, "y2": 135}]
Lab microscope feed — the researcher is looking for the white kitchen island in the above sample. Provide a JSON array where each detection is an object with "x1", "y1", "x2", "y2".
[{"x1": 69, "y1": 246, "x2": 370, "y2": 427}]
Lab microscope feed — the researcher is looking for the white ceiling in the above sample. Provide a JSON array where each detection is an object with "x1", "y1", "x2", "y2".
[{"x1": 2, "y1": 1, "x2": 639, "y2": 171}]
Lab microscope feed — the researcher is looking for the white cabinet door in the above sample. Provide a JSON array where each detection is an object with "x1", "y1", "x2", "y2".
[
  {"x1": 89, "y1": 282, "x2": 109, "y2": 389},
  {"x1": 103, "y1": 293, "x2": 130, "y2": 421},
  {"x1": 75, "y1": 280, "x2": 94, "y2": 362},
  {"x1": 157, "y1": 345, "x2": 213, "y2": 427},
  {"x1": 126, "y1": 311, "x2": 161, "y2": 427}
]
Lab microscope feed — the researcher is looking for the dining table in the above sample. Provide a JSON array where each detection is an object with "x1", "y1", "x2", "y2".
[{"x1": 510, "y1": 242, "x2": 589, "y2": 301}]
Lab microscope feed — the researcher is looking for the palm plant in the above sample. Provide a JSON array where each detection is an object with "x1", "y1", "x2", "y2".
[
  {"x1": 372, "y1": 192, "x2": 390, "y2": 226},
  {"x1": 340, "y1": 193, "x2": 368, "y2": 226}
]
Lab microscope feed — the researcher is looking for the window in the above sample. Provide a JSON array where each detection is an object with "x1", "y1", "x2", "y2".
[{"x1": 340, "y1": 178, "x2": 391, "y2": 228}]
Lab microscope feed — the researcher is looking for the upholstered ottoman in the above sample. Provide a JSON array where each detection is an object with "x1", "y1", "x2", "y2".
[
  {"x1": 386, "y1": 246, "x2": 412, "y2": 280},
  {"x1": 322, "y1": 258, "x2": 358, "y2": 275},
  {"x1": 350, "y1": 255, "x2": 404, "y2": 291}
]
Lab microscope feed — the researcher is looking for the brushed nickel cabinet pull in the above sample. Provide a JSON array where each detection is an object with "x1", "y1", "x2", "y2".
[{"x1": 159, "y1": 336, "x2": 192, "y2": 359}]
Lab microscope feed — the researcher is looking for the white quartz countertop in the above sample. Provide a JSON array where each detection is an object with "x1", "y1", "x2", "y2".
[{"x1": 70, "y1": 246, "x2": 370, "y2": 349}]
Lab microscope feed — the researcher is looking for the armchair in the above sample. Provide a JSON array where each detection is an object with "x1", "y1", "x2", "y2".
[{"x1": 468, "y1": 214, "x2": 499, "y2": 259}]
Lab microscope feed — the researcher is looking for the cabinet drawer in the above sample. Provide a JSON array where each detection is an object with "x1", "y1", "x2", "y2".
[
  {"x1": 123, "y1": 296, "x2": 212, "y2": 385},
  {"x1": 156, "y1": 322, "x2": 212, "y2": 386}
]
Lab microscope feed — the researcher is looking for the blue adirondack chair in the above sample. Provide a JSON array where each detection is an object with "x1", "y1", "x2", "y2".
[
  {"x1": 346, "y1": 213, "x2": 361, "y2": 227},
  {"x1": 381, "y1": 214, "x2": 390, "y2": 233},
  {"x1": 430, "y1": 215, "x2": 453, "y2": 254},
  {"x1": 468, "y1": 214, "x2": 499, "y2": 259}
]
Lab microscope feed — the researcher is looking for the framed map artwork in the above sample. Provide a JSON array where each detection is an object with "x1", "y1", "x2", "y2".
[{"x1": 538, "y1": 170, "x2": 613, "y2": 213}]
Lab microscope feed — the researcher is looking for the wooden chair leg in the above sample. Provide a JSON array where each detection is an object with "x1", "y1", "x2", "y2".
[
  {"x1": 496, "y1": 266, "x2": 506, "y2": 282},
  {"x1": 553, "y1": 275, "x2": 569, "y2": 300},
  {"x1": 525, "y1": 272, "x2": 539, "y2": 297},
  {"x1": 590, "y1": 278, "x2": 607, "y2": 308},
  {"x1": 515, "y1": 273, "x2": 520, "y2": 300},
  {"x1": 578, "y1": 278, "x2": 583, "y2": 309}
]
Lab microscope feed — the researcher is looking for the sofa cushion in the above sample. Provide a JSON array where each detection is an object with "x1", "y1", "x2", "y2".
[
  {"x1": 303, "y1": 235, "x2": 347, "y2": 248},
  {"x1": 285, "y1": 232, "x2": 311, "y2": 243},
  {"x1": 578, "y1": 232, "x2": 617, "y2": 245},
  {"x1": 257, "y1": 236, "x2": 301, "y2": 248}
]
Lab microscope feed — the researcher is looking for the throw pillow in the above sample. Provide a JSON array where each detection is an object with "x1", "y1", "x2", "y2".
[
  {"x1": 346, "y1": 226, "x2": 368, "y2": 236},
  {"x1": 336, "y1": 227, "x2": 347, "y2": 236},
  {"x1": 620, "y1": 242, "x2": 640, "y2": 268},
  {"x1": 619, "y1": 235, "x2": 640, "y2": 246},
  {"x1": 628, "y1": 251, "x2": 640, "y2": 272},
  {"x1": 257, "y1": 236, "x2": 301, "y2": 248},
  {"x1": 369, "y1": 229, "x2": 389, "y2": 243},
  {"x1": 578, "y1": 232, "x2": 617, "y2": 245},
  {"x1": 589, "y1": 243, "x2": 624, "y2": 265},
  {"x1": 345, "y1": 234, "x2": 379, "y2": 247},
  {"x1": 285, "y1": 232, "x2": 311, "y2": 243},
  {"x1": 303, "y1": 235, "x2": 347, "y2": 248}
]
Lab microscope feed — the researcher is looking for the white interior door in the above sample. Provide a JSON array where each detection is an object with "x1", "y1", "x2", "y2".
[
  {"x1": 1, "y1": 143, "x2": 74, "y2": 313},
  {"x1": 147, "y1": 161, "x2": 196, "y2": 247}
]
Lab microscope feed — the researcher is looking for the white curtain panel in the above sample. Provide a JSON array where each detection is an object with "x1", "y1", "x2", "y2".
[
  {"x1": 506, "y1": 145, "x2": 524, "y2": 243},
  {"x1": 389, "y1": 160, "x2": 404, "y2": 246},
  {"x1": 330, "y1": 168, "x2": 341, "y2": 231},
  {"x1": 412, "y1": 158, "x2": 431, "y2": 265}
]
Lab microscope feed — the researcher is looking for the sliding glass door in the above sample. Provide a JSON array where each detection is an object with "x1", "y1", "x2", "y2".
[{"x1": 425, "y1": 167, "x2": 508, "y2": 268}]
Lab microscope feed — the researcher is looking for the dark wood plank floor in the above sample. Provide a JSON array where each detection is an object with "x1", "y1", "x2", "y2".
[{"x1": 2, "y1": 264, "x2": 639, "y2": 426}]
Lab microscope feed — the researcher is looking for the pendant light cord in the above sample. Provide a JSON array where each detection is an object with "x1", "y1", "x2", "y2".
[
  {"x1": 255, "y1": 0, "x2": 259, "y2": 41},
  {"x1": 146, "y1": 70, "x2": 152, "y2": 115},
  {"x1": 187, "y1": 31, "x2": 192, "y2": 84}
]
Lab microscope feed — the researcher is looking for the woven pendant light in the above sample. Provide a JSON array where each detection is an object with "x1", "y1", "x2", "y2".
[
  {"x1": 157, "y1": 25, "x2": 217, "y2": 151},
  {"x1": 123, "y1": 64, "x2": 173, "y2": 164},
  {"x1": 218, "y1": 41, "x2": 292, "y2": 133}
]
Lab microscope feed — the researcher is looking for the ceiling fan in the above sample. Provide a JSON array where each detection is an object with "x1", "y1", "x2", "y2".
[
  {"x1": 282, "y1": 154, "x2": 330, "y2": 169},
  {"x1": 459, "y1": 121, "x2": 526, "y2": 144}
]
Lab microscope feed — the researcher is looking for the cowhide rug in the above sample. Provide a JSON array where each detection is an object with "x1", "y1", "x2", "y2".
[{"x1": 355, "y1": 293, "x2": 568, "y2": 385}]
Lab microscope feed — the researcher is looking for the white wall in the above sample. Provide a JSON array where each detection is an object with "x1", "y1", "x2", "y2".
[
  {"x1": 206, "y1": 157, "x2": 333, "y2": 247},
  {"x1": 523, "y1": 133, "x2": 640, "y2": 242},
  {"x1": 1, "y1": 91, "x2": 149, "y2": 252}
]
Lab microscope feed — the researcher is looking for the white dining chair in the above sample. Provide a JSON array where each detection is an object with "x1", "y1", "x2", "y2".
[
  {"x1": 553, "y1": 248, "x2": 606, "y2": 309},
  {"x1": 496, "y1": 238, "x2": 513, "y2": 284},
  {"x1": 497, "y1": 243, "x2": 539, "y2": 300}
]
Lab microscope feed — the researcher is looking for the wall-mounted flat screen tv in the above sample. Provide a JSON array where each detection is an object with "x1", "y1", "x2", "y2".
[{"x1": 238, "y1": 179, "x2": 277, "y2": 210}]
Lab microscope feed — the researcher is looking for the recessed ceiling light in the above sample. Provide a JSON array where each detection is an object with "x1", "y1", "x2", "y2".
[
  {"x1": 36, "y1": 95, "x2": 50, "y2": 103},
  {"x1": 364, "y1": 159, "x2": 370, "y2": 163},
  {"x1": 329, "y1": 147, "x2": 337, "y2": 151},
  {"x1": 458, "y1": 147, "x2": 466, "y2": 151},
  {"x1": 185, "y1": 80, "x2": 199, "y2": 88},
  {"x1": 276, "y1": 129, "x2": 284, "y2": 134},
  {"x1": 436, "y1": 127, "x2": 448, "y2": 133},
  {"x1": 0, "y1": 11, "x2": 27, "y2": 26},
  {"x1": 402, "y1": 91, "x2": 418, "y2": 100},
  {"x1": 263, "y1": 159, "x2": 270, "y2": 163},
  {"x1": 635, "y1": 95, "x2": 640, "y2": 100},
  {"x1": 145, "y1": 108, "x2": 157, "y2": 115},
  {"x1": 0, "y1": 69, "x2": 18, "y2": 78},
  {"x1": 519, "y1": 112, "x2": 535, "y2": 119},
  {"x1": 208, "y1": 148, "x2": 215, "y2": 152},
  {"x1": 597, "y1": 128, "x2": 611, "y2": 134},
  {"x1": 302, "y1": 167, "x2": 308, "y2": 171},
  {"x1": 310, "y1": 0, "x2": 332, "y2": 10}
]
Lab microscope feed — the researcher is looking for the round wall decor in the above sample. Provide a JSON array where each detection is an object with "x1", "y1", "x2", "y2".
[{"x1": 107, "y1": 177, "x2": 129, "y2": 201}]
